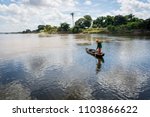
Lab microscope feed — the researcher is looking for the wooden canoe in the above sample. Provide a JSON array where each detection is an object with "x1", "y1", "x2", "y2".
[{"x1": 86, "y1": 48, "x2": 105, "y2": 58}]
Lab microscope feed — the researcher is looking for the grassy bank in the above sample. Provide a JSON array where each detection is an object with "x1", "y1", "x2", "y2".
[
  {"x1": 82, "y1": 28, "x2": 150, "y2": 36},
  {"x1": 82, "y1": 28, "x2": 109, "y2": 34}
]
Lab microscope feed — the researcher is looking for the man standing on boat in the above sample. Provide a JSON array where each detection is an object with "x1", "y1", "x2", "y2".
[{"x1": 96, "y1": 39, "x2": 102, "y2": 55}]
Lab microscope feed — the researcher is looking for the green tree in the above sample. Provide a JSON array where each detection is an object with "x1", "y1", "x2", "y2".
[
  {"x1": 105, "y1": 15, "x2": 114, "y2": 26},
  {"x1": 44, "y1": 25, "x2": 51, "y2": 32},
  {"x1": 75, "y1": 15, "x2": 92, "y2": 29},
  {"x1": 125, "y1": 14, "x2": 134, "y2": 22},
  {"x1": 75, "y1": 18, "x2": 86, "y2": 29},
  {"x1": 107, "y1": 25, "x2": 117, "y2": 32},
  {"x1": 83, "y1": 15, "x2": 92, "y2": 28},
  {"x1": 126, "y1": 22, "x2": 140, "y2": 30},
  {"x1": 144, "y1": 18, "x2": 150, "y2": 30},
  {"x1": 114, "y1": 15, "x2": 127, "y2": 26},
  {"x1": 71, "y1": 26, "x2": 82, "y2": 33},
  {"x1": 58, "y1": 22, "x2": 70, "y2": 32},
  {"x1": 37, "y1": 25, "x2": 45, "y2": 32},
  {"x1": 22, "y1": 29, "x2": 31, "y2": 33},
  {"x1": 84, "y1": 15, "x2": 92, "y2": 21},
  {"x1": 93, "y1": 16, "x2": 106, "y2": 28}
]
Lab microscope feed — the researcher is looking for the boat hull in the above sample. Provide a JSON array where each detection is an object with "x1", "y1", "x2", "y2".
[{"x1": 86, "y1": 48, "x2": 104, "y2": 58}]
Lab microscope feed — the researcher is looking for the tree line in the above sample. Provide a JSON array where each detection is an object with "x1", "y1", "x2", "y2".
[{"x1": 22, "y1": 14, "x2": 150, "y2": 35}]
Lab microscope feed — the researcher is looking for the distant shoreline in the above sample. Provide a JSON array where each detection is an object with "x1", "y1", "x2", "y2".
[
  {"x1": 0, "y1": 32, "x2": 23, "y2": 34},
  {"x1": 0, "y1": 32, "x2": 36, "y2": 34},
  {"x1": 0, "y1": 29, "x2": 150, "y2": 36}
]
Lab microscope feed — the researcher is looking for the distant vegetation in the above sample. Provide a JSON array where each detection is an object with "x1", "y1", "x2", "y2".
[{"x1": 22, "y1": 14, "x2": 150, "y2": 35}]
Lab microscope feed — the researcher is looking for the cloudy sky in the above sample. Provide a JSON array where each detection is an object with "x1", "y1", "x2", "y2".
[{"x1": 0, "y1": 0, "x2": 150, "y2": 32}]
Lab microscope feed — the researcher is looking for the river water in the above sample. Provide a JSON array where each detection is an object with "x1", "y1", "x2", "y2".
[{"x1": 0, "y1": 34, "x2": 150, "y2": 100}]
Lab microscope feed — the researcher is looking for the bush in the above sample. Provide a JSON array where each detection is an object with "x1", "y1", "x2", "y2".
[{"x1": 71, "y1": 26, "x2": 82, "y2": 33}]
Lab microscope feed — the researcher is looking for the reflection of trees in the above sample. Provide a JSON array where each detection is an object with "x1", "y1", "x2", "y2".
[
  {"x1": 76, "y1": 43, "x2": 91, "y2": 46},
  {"x1": 74, "y1": 34, "x2": 95, "y2": 46}
]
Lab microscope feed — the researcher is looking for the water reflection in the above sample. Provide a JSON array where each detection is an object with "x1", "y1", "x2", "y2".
[
  {"x1": 30, "y1": 81, "x2": 66, "y2": 100},
  {"x1": 24, "y1": 56, "x2": 48, "y2": 78},
  {"x1": 96, "y1": 57, "x2": 104, "y2": 74},
  {"x1": 65, "y1": 80, "x2": 93, "y2": 100},
  {"x1": 2, "y1": 81, "x2": 31, "y2": 100},
  {"x1": 0, "y1": 34, "x2": 150, "y2": 100}
]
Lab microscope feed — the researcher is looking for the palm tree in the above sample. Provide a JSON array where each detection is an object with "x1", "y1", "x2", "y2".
[{"x1": 71, "y1": 12, "x2": 74, "y2": 27}]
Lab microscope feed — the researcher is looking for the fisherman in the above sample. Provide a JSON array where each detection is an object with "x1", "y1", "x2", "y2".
[{"x1": 96, "y1": 39, "x2": 102, "y2": 55}]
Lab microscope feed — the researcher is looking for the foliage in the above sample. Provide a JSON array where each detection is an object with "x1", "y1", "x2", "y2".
[
  {"x1": 22, "y1": 14, "x2": 150, "y2": 35},
  {"x1": 43, "y1": 25, "x2": 57, "y2": 34},
  {"x1": 58, "y1": 22, "x2": 70, "y2": 32},
  {"x1": 75, "y1": 18, "x2": 86, "y2": 29},
  {"x1": 71, "y1": 26, "x2": 82, "y2": 33},
  {"x1": 144, "y1": 18, "x2": 150, "y2": 30},
  {"x1": 37, "y1": 25, "x2": 45, "y2": 32},
  {"x1": 93, "y1": 16, "x2": 105, "y2": 28},
  {"x1": 75, "y1": 15, "x2": 92, "y2": 29},
  {"x1": 113, "y1": 15, "x2": 127, "y2": 26},
  {"x1": 22, "y1": 29, "x2": 32, "y2": 33}
]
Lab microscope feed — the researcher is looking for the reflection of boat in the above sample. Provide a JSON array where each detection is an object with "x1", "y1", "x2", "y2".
[
  {"x1": 96, "y1": 58, "x2": 104, "y2": 74},
  {"x1": 86, "y1": 48, "x2": 104, "y2": 58}
]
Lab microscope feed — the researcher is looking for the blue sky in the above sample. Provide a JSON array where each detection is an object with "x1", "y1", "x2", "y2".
[{"x1": 0, "y1": 0, "x2": 150, "y2": 32}]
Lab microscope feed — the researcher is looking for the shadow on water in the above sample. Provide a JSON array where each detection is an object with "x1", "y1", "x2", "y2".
[{"x1": 96, "y1": 57, "x2": 105, "y2": 74}]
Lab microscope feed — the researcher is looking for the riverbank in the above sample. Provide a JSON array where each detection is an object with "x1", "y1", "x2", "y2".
[
  {"x1": 1, "y1": 28, "x2": 150, "y2": 37},
  {"x1": 81, "y1": 28, "x2": 150, "y2": 36},
  {"x1": 82, "y1": 28, "x2": 109, "y2": 34}
]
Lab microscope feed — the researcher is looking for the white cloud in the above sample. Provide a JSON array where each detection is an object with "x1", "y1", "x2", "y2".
[
  {"x1": 0, "y1": 0, "x2": 150, "y2": 32},
  {"x1": 84, "y1": 0, "x2": 92, "y2": 5},
  {"x1": 113, "y1": 0, "x2": 150, "y2": 19},
  {"x1": 0, "y1": 0, "x2": 77, "y2": 32},
  {"x1": 25, "y1": 0, "x2": 62, "y2": 7}
]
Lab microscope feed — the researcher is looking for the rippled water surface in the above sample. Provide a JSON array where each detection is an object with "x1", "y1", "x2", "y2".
[{"x1": 0, "y1": 34, "x2": 150, "y2": 100}]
